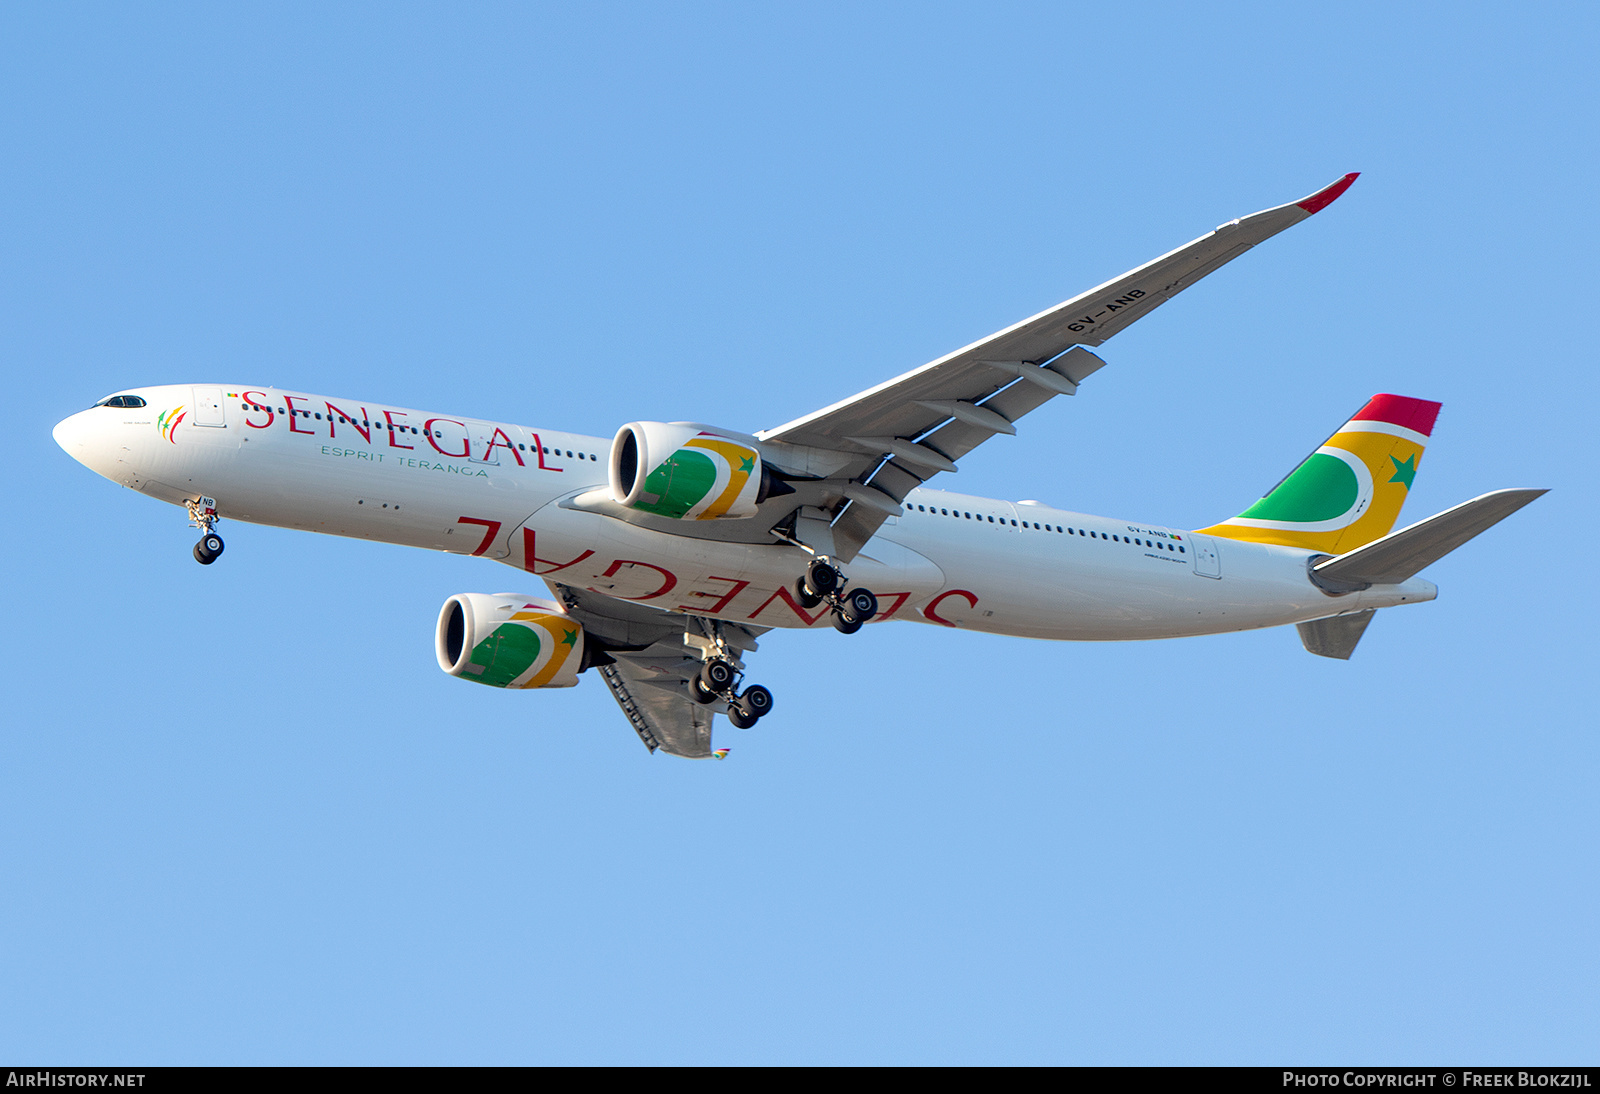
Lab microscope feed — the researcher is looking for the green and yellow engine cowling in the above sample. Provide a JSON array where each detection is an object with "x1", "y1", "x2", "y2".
[
  {"x1": 608, "y1": 422, "x2": 779, "y2": 521},
  {"x1": 435, "y1": 593, "x2": 585, "y2": 689}
]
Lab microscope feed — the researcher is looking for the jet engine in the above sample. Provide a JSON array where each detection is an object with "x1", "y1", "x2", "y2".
[
  {"x1": 608, "y1": 422, "x2": 785, "y2": 520},
  {"x1": 435, "y1": 593, "x2": 585, "y2": 689}
]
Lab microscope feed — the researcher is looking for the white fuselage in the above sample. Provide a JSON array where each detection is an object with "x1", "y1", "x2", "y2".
[{"x1": 53, "y1": 385, "x2": 1436, "y2": 640}]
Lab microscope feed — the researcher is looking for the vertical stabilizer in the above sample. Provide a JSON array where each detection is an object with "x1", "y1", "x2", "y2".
[{"x1": 1198, "y1": 394, "x2": 1441, "y2": 554}]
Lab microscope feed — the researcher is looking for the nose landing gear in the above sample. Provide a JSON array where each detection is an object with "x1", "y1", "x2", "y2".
[{"x1": 186, "y1": 497, "x2": 225, "y2": 565}]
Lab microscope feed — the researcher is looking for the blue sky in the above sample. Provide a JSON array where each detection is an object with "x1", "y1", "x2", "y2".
[{"x1": 3, "y1": 2, "x2": 1596, "y2": 1064}]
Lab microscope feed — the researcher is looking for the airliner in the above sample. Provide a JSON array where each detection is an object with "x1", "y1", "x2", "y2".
[{"x1": 53, "y1": 174, "x2": 1544, "y2": 758}]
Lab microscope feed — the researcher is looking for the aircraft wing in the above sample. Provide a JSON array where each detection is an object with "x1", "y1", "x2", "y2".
[
  {"x1": 548, "y1": 583, "x2": 767, "y2": 759},
  {"x1": 758, "y1": 173, "x2": 1360, "y2": 558},
  {"x1": 596, "y1": 649, "x2": 716, "y2": 758}
]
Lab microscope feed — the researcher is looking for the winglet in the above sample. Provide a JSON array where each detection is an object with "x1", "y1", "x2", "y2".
[{"x1": 1296, "y1": 172, "x2": 1360, "y2": 215}]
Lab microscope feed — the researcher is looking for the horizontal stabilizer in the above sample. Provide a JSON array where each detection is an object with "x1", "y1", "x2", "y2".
[
  {"x1": 1298, "y1": 609, "x2": 1376, "y2": 659},
  {"x1": 1312, "y1": 488, "x2": 1547, "y2": 592}
]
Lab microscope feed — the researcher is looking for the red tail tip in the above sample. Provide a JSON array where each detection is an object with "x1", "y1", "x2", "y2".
[
  {"x1": 1296, "y1": 172, "x2": 1360, "y2": 215},
  {"x1": 1352, "y1": 393, "x2": 1442, "y2": 437}
]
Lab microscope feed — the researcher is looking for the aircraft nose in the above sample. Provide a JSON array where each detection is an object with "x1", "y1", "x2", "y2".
[
  {"x1": 53, "y1": 408, "x2": 118, "y2": 475},
  {"x1": 53, "y1": 409, "x2": 93, "y2": 455}
]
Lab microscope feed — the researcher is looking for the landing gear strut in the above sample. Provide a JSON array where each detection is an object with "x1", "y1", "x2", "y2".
[
  {"x1": 684, "y1": 622, "x2": 775, "y2": 730},
  {"x1": 187, "y1": 497, "x2": 225, "y2": 565},
  {"x1": 794, "y1": 557, "x2": 879, "y2": 634}
]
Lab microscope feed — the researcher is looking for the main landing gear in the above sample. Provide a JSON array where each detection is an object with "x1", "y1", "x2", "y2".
[
  {"x1": 794, "y1": 557, "x2": 878, "y2": 634},
  {"x1": 685, "y1": 622, "x2": 775, "y2": 730},
  {"x1": 693, "y1": 662, "x2": 774, "y2": 729},
  {"x1": 187, "y1": 497, "x2": 225, "y2": 565}
]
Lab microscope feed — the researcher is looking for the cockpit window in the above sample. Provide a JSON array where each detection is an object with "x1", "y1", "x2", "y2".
[{"x1": 92, "y1": 395, "x2": 148, "y2": 408}]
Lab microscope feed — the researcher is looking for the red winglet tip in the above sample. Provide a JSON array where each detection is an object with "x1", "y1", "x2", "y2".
[{"x1": 1296, "y1": 172, "x2": 1360, "y2": 215}]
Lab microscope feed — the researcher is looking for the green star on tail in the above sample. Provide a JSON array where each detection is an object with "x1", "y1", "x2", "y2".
[
  {"x1": 1388, "y1": 454, "x2": 1417, "y2": 490},
  {"x1": 739, "y1": 456, "x2": 755, "y2": 473},
  {"x1": 560, "y1": 628, "x2": 578, "y2": 648}
]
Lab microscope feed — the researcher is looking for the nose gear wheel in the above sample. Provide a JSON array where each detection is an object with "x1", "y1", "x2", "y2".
[{"x1": 194, "y1": 533, "x2": 225, "y2": 565}]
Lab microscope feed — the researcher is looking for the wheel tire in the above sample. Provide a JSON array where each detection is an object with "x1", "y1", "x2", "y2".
[
  {"x1": 844, "y1": 587, "x2": 878, "y2": 621},
  {"x1": 193, "y1": 541, "x2": 216, "y2": 565},
  {"x1": 701, "y1": 659, "x2": 735, "y2": 691},
  {"x1": 728, "y1": 706, "x2": 758, "y2": 730},
  {"x1": 831, "y1": 609, "x2": 862, "y2": 634},
  {"x1": 202, "y1": 534, "x2": 224, "y2": 559},
  {"x1": 806, "y1": 558, "x2": 839, "y2": 596},
  {"x1": 795, "y1": 577, "x2": 823, "y2": 609},
  {"x1": 739, "y1": 685, "x2": 774, "y2": 718},
  {"x1": 691, "y1": 677, "x2": 718, "y2": 706}
]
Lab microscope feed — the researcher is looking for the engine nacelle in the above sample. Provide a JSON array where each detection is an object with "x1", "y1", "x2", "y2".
[
  {"x1": 608, "y1": 421, "x2": 771, "y2": 520},
  {"x1": 435, "y1": 593, "x2": 584, "y2": 689}
]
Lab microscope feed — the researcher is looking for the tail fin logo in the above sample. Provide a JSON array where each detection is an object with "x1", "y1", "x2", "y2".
[
  {"x1": 1198, "y1": 394, "x2": 1441, "y2": 554},
  {"x1": 1231, "y1": 444, "x2": 1374, "y2": 533}
]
